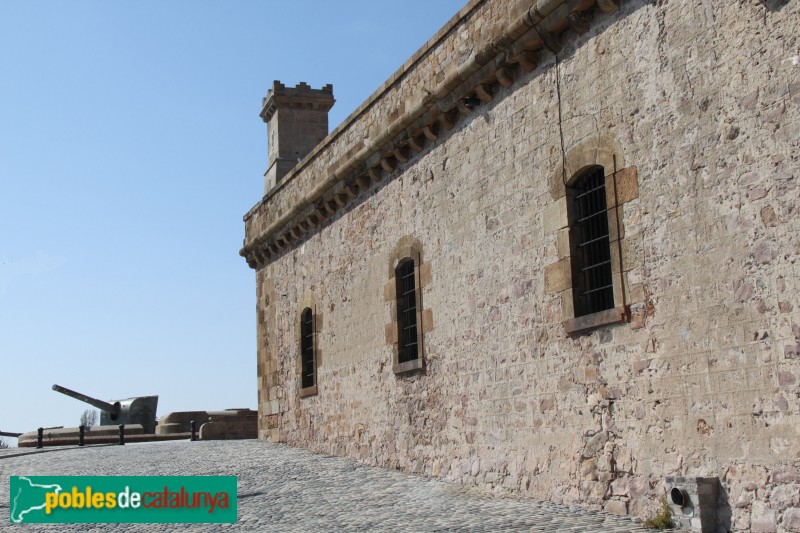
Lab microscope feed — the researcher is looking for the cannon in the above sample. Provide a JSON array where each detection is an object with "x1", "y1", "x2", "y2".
[{"x1": 52, "y1": 384, "x2": 158, "y2": 434}]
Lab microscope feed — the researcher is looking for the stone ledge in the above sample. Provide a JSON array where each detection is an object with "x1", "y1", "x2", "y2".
[
  {"x1": 562, "y1": 305, "x2": 628, "y2": 335},
  {"x1": 299, "y1": 385, "x2": 318, "y2": 398},
  {"x1": 393, "y1": 358, "x2": 424, "y2": 375}
]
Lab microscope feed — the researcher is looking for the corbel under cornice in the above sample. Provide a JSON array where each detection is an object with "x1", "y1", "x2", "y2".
[{"x1": 241, "y1": 0, "x2": 621, "y2": 269}]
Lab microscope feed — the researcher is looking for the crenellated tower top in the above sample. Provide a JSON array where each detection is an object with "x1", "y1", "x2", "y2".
[{"x1": 261, "y1": 81, "x2": 335, "y2": 192}]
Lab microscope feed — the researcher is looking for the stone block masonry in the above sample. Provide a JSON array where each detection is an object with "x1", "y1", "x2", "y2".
[{"x1": 243, "y1": 0, "x2": 800, "y2": 531}]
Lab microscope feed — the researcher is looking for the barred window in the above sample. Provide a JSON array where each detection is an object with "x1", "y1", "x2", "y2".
[
  {"x1": 300, "y1": 307, "x2": 315, "y2": 389},
  {"x1": 395, "y1": 258, "x2": 419, "y2": 364},
  {"x1": 570, "y1": 166, "x2": 614, "y2": 317}
]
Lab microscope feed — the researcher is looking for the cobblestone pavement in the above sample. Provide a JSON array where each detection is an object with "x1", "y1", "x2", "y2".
[{"x1": 0, "y1": 440, "x2": 653, "y2": 532}]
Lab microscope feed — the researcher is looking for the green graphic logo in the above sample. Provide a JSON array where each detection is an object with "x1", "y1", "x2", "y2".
[{"x1": 9, "y1": 476, "x2": 237, "y2": 523}]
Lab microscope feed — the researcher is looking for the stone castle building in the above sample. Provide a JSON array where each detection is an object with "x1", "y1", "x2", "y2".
[{"x1": 241, "y1": 0, "x2": 799, "y2": 530}]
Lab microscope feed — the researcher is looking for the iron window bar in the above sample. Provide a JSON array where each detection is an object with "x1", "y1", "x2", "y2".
[
  {"x1": 573, "y1": 166, "x2": 614, "y2": 316},
  {"x1": 396, "y1": 259, "x2": 419, "y2": 363},
  {"x1": 300, "y1": 308, "x2": 315, "y2": 389}
]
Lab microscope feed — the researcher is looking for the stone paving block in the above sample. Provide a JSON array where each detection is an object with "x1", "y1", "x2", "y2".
[{"x1": 0, "y1": 440, "x2": 653, "y2": 532}]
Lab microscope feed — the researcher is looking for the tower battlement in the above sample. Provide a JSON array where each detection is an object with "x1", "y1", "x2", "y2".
[
  {"x1": 261, "y1": 80, "x2": 335, "y2": 192},
  {"x1": 260, "y1": 81, "x2": 334, "y2": 122}
]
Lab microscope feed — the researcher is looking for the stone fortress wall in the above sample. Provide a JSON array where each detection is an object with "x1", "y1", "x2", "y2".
[{"x1": 242, "y1": 0, "x2": 800, "y2": 530}]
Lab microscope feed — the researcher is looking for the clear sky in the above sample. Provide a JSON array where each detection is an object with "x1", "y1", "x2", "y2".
[{"x1": 0, "y1": 0, "x2": 465, "y2": 444}]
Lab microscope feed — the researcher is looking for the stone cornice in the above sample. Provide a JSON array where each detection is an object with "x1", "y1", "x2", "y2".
[{"x1": 241, "y1": 0, "x2": 622, "y2": 269}]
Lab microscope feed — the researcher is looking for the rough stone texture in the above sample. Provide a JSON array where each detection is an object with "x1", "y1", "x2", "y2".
[
  {"x1": 784, "y1": 508, "x2": 800, "y2": 532},
  {"x1": 245, "y1": 0, "x2": 800, "y2": 531},
  {"x1": 0, "y1": 441, "x2": 652, "y2": 531},
  {"x1": 206, "y1": 409, "x2": 258, "y2": 440}
]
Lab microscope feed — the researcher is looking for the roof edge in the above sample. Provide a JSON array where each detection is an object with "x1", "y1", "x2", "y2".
[{"x1": 241, "y1": 0, "x2": 625, "y2": 268}]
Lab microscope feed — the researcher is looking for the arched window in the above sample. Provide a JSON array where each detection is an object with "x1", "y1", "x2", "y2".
[
  {"x1": 300, "y1": 307, "x2": 316, "y2": 390},
  {"x1": 385, "y1": 237, "x2": 430, "y2": 373},
  {"x1": 568, "y1": 166, "x2": 614, "y2": 317},
  {"x1": 395, "y1": 258, "x2": 419, "y2": 364}
]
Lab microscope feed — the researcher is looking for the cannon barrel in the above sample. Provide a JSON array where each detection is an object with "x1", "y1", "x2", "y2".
[
  {"x1": 52, "y1": 384, "x2": 121, "y2": 419},
  {"x1": 0, "y1": 430, "x2": 22, "y2": 438}
]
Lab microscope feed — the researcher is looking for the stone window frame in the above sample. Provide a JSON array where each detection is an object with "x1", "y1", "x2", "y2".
[
  {"x1": 384, "y1": 236, "x2": 434, "y2": 374},
  {"x1": 544, "y1": 135, "x2": 642, "y2": 335},
  {"x1": 295, "y1": 292, "x2": 322, "y2": 397}
]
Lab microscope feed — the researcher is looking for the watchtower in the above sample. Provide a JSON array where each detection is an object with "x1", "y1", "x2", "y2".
[{"x1": 260, "y1": 80, "x2": 335, "y2": 192}]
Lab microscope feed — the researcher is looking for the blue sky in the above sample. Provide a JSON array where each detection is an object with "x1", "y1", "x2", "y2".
[{"x1": 0, "y1": 1, "x2": 465, "y2": 442}]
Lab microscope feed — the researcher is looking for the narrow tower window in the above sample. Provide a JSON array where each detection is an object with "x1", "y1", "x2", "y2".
[
  {"x1": 300, "y1": 307, "x2": 315, "y2": 389},
  {"x1": 570, "y1": 166, "x2": 614, "y2": 316},
  {"x1": 395, "y1": 258, "x2": 419, "y2": 363}
]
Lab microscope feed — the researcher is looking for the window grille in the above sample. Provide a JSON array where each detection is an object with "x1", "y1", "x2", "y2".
[
  {"x1": 395, "y1": 259, "x2": 419, "y2": 363},
  {"x1": 300, "y1": 308, "x2": 315, "y2": 389},
  {"x1": 572, "y1": 166, "x2": 614, "y2": 316}
]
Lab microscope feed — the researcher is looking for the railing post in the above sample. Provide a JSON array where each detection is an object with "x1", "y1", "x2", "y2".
[
  {"x1": 78, "y1": 425, "x2": 85, "y2": 447},
  {"x1": 190, "y1": 420, "x2": 197, "y2": 441},
  {"x1": 36, "y1": 427, "x2": 43, "y2": 449},
  {"x1": 118, "y1": 424, "x2": 125, "y2": 445}
]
